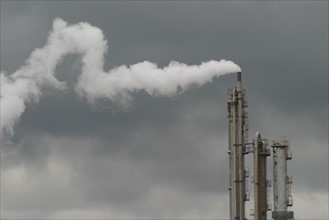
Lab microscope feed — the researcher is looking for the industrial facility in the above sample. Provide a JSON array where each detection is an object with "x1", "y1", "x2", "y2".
[{"x1": 227, "y1": 72, "x2": 294, "y2": 220}]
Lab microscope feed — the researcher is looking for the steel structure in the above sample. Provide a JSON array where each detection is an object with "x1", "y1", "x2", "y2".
[
  {"x1": 226, "y1": 73, "x2": 294, "y2": 220},
  {"x1": 227, "y1": 72, "x2": 249, "y2": 220},
  {"x1": 271, "y1": 140, "x2": 294, "y2": 220},
  {"x1": 253, "y1": 132, "x2": 271, "y2": 220}
]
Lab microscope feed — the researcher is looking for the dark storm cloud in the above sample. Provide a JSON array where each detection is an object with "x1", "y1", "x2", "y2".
[
  {"x1": 1, "y1": 1, "x2": 328, "y2": 219},
  {"x1": 2, "y1": 120, "x2": 229, "y2": 218}
]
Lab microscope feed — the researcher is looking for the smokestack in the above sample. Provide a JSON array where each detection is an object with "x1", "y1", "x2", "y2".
[
  {"x1": 227, "y1": 70, "x2": 247, "y2": 220},
  {"x1": 237, "y1": 72, "x2": 242, "y2": 91},
  {"x1": 237, "y1": 72, "x2": 242, "y2": 82}
]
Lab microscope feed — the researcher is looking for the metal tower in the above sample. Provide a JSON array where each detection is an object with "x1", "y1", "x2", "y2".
[
  {"x1": 253, "y1": 132, "x2": 271, "y2": 220},
  {"x1": 271, "y1": 140, "x2": 294, "y2": 220},
  {"x1": 227, "y1": 72, "x2": 249, "y2": 220}
]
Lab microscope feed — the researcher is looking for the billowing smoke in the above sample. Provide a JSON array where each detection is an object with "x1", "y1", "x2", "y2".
[{"x1": 0, "y1": 18, "x2": 241, "y2": 137}]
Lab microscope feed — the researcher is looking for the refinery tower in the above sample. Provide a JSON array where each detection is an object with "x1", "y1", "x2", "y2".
[
  {"x1": 227, "y1": 72, "x2": 248, "y2": 220},
  {"x1": 227, "y1": 72, "x2": 294, "y2": 220}
]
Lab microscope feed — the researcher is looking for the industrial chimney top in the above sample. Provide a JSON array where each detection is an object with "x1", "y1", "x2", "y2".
[{"x1": 237, "y1": 72, "x2": 242, "y2": 82}]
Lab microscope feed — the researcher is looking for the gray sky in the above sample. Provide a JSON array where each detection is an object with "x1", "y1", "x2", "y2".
[{"x1": 1, "y1": 1, "x2": 328, "y2": 219}]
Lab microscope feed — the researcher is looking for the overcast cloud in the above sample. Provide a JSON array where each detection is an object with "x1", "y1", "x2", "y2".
[{"x1": 1, "y1": 1, "x2": 328, "y2": 219}]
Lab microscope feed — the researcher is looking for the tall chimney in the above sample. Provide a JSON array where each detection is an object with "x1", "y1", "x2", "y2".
[{"x1": 227, "y1": 71, "x2": 248, "y2": 220}]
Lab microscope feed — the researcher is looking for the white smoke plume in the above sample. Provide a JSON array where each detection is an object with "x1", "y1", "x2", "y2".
[{"x1": 0, "y1": 18, "x2": 241, "y2": 137}]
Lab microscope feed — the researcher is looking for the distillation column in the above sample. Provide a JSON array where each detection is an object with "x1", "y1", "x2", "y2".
[
  {"x1": 271, "y1": 140, "x2": 294, "y2": 220},
  {"x1": 253, "y1": 132, "x2": 270, "y2": 220},
  {"x1": 228, "y1": 72, "x2": 248, "y2": 220}
]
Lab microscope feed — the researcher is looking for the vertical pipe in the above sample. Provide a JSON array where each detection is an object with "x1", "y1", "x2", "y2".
[
  {"x1": 272, "y1": 141, "x2": 294, "y2": 220},
  {"x1": 254, "y1": 133, "x2": 260, "y2": 220},
  {"x1": 227, "y1": 72, "x2": 246, "y2": 220},
  {"x1": 254, "y1": 132, "x2": 269, "y2": 220},
  {"x1": 227, "y1": 94, "x2": 235, "y2": 219},
  {"x1": 236, "y1": 72, "x2": 245, "y2": 220},
  {"x1": 276, "y1": 147, "x2": 287, "y2": 212}
]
